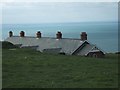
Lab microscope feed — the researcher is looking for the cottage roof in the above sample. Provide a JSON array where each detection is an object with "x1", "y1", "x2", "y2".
[
  {"x1": 78, "y1": 44, "x2": 95, "y2": 56},
  {"x1": 5, "y1": 36, "x2": 105, "y2": 55},
  {"x1": 5, "y1": 36, "x2": 87, "y2": 55}
]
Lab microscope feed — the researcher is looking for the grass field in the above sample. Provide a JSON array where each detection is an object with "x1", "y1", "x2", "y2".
[
  {"x1": 0, "y1": 48, "x2": 2, "y2": 89},
  {"x1": 2, "y1": 48, "x2": 118, "y2": 88}
]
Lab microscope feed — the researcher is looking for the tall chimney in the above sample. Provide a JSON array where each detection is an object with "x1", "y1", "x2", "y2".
[
  {"x1": 9, "y1": 31, "x2": 13, "y2": 37},
  {"x1": 56, "y1": 31, "x2": 62, "y2": 39},
  {"x1": 20, "y1": 31, "x2": 25, "y2": 37},
  {"x1": 81, "y1": 32, "x2": 87, "y2": 40},
  {"x1": 36, "y1": 31, "x2": 41, "y2": 38}
]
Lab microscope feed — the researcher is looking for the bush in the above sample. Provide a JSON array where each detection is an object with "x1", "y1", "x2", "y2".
[
  {"x1": 115, "y1": 52, "x2": 120, "y2": 54},
  {"x1": 2, "y1": 41, "x2": 18, "y2": 49}
]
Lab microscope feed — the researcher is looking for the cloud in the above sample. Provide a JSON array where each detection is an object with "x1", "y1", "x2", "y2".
[
  {"x1": 0, "y1": 0, "x2": 119, "y2": 3},
  {"x1": 1, "y1": 2, "x2": 118, "y2": 24},
  {"x1": 0, "y1": 0, "x2": 118, "y2": 10}
]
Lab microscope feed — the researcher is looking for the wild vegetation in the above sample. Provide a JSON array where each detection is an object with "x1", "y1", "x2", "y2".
[
  {"x1": 2, "y1": 41, "x2": 18, "y2": 49},
  {"x1": 2, "y1": 42, "x2": 118, "y2": 88}
]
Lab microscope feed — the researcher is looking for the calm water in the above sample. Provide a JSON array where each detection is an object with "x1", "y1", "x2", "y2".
[{"x1": 2, "y1": 22, "x2": 118, "y2": 53}]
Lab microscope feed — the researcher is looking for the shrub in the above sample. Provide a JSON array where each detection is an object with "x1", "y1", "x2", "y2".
[{"x1": 2, "y1": 41, "x2": 18, "y2": 49}]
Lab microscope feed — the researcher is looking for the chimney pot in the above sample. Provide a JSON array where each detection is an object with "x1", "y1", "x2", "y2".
[
  {"x1": 9, "y1": 31, "x2": 13, "y2": 37},
  {"x1": 36, "y1": 31, "x2": 41, "y2": 38},
  {"x1": 20, "y1": 31, "x2": 25, "y2": 37},
  {"x1": 56, "y1": 31, "x2": 62, "y2": 39},
  {"x1": 81, "y1": 32, "x2": 87, "y2": 40}
]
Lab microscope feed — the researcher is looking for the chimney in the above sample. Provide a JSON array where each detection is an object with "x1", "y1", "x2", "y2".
[
  {"x1": 56, "y1": 31, "x2": 62, "y2": 39},
  {"x1": 36, "y1": 31, "x2": 41, "y2": 38},
  {"x1": 81, "y1": 32, "x2": 87, "y2": 40},
  {"x1": 9, "y1": 31, "x2": 13, "y2": 37},
  {"x1": 20, "y1": 31, "x2": 25, "y2": 37}
]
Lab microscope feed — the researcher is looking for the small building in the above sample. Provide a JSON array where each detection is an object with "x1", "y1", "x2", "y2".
[{"x1": 5, "y1": 31, "x2": 105, "y2": 58}]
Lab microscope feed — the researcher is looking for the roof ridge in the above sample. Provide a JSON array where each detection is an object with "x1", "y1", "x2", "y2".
[{"x1": 11, "y1": 36, "x2": 82, "y2": 40}]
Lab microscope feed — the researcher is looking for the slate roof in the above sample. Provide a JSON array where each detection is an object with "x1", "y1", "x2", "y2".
[
  {"x1": 5, "y1": 36, "x2": 105, "y2": 55},
  {"x1": 5, "y1": 36, "x2": 86, "y2": 55},
  {"x1": 77, "y1": 44, "x2": 95, "y2": 56}
]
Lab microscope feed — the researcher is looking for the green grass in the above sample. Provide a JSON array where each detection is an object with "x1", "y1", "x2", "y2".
[
  {"x1": 2, "y1": 48, "x2": 118, "y2": 88},
  {"x1": 0, "y1": 48, "x2": 2, "y2": 89}
]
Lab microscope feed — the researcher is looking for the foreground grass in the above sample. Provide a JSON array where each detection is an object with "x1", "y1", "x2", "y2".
[
  {"x1": 2, "y1": 48, "x2": 118, "y2": 88},
  {"x1": 0, "y1": 48, "x2": 2, "y2": 89}
]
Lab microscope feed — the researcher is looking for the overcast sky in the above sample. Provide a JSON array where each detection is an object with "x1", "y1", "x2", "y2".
[{"x1": 1, "y1": 0, "x2": 118, "y2": 24}]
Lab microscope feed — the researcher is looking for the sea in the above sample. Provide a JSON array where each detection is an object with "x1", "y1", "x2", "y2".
[{"x1": 1, "y1": 22, "x2": 118, "y2": 53}]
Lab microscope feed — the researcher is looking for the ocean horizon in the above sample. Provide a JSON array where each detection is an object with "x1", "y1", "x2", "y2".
[{"x1": 1, "y1": 22, "x2": 118, "y2": 53}]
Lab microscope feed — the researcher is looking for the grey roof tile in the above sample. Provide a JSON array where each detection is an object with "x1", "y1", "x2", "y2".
[
  {"x1": 5, "y1": 36, "x2": 84, "y2": 55},
  {"x1": 77, "y1": 44, "x2": 94, "y2": 55},
  {"x1": 5, "y1": 36, "x2": 105, "y2": 55}
]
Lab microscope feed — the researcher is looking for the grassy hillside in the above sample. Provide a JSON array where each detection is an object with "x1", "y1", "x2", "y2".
[
  {"x1": 2, "y1": 48, "x2": 118, "y2": 88},
  {"x1": 0, "y1": 42, "x2": 1, "y2": 89}
]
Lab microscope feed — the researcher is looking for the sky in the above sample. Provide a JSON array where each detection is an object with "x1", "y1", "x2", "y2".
[{"x1": 0, "y1": 0, "x2": 118, "y2": 24}]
